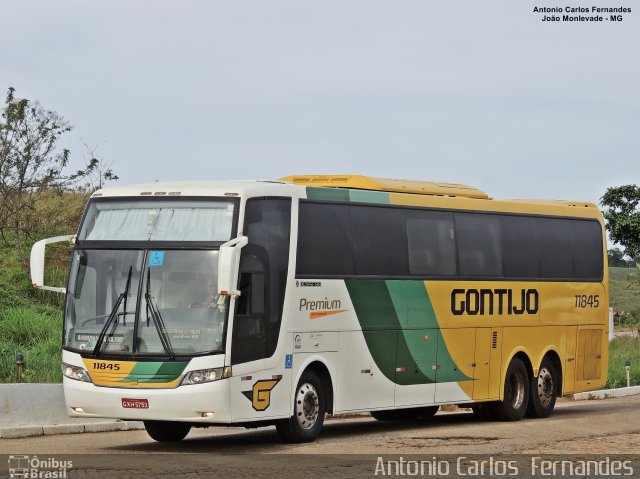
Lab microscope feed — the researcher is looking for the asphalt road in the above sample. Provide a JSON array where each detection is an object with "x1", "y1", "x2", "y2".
[{"x1": 1, "y1": 395, "x2": 639, "y2": 478}]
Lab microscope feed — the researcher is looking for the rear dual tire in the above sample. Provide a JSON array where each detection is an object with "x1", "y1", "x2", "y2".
[
  {"x1": 526, "y1": 358, "x2": 558, "y2": 418},
  {"x1": 490, "y1": 357, "x2": 530, "y2": 421}
]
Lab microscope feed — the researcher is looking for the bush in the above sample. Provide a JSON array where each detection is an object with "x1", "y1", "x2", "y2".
[
  {"x1": 606, "y1": 337, "x2": 640, "y2": 389},
  {"x1": 616, "y1": 310, "x2": 640, "y2": 329},
  {"x1": 0, "y1": 306, "x2": 62, "y2": 383}
]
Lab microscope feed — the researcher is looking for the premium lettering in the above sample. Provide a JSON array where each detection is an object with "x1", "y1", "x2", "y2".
[
  {"x1": 451, "y1": 288, "x2": 539, "y2": 316},
  {"x1": 299, "y1": 298, "x2": 342, "y2": 311}
]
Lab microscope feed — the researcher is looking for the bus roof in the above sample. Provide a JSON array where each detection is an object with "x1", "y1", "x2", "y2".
[
  {"x1": 279, "y1": 175, "x2": 490, "y2": 199},
  {"x1": 91, "y1": 177, "x2": 600, "y2": 217},
  {"x1": 90, "y1": 180, "x2": 293, "y2": 198}
]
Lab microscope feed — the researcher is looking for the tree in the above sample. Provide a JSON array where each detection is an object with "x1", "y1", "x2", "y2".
[
  {"x1": 608, "y1": 247, "x2": 627, "y2": 267},
  {"x1": 0, "y1": 87, "x2": 116, "y2": 267},
  {"x1": 78, "y1": 140, "x2": 119, "y2": 191},
  {"x1": 600, "y1": 184, "x2": 640, "y2": 258}
]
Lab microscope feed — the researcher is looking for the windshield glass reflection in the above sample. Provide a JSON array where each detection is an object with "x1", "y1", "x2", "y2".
[{"x1": 64, "y1": 249, "x2": 226, "y2": 355}]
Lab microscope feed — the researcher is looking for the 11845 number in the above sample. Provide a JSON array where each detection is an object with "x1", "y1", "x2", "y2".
[
  {"x1": 575, "y1": 294, "x2": 600, "y2": 308},
  {"x1": 93, "y1": 363, "x2": 120, "y2": 371}
]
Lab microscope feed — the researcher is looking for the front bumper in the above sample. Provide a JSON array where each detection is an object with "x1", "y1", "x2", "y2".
[{"x1": 63, "y1": 376, "x2": 232, "y2": 423}]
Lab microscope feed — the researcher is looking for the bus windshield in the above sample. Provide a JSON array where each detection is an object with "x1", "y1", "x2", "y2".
[
  {"x1": 64, "y1": 249, "x2": 227, "y2": 356},
  {"x1": 78, "y1": 199, "x2": 236, "y2": 242}
]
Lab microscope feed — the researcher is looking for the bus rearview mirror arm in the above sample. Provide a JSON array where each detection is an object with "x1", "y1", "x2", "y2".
[
  {"x1": 218, "y1": 236, "x2": 248, "y2": 298},
  {"x1": 30, "y1": 234, "x2": 76, "y2": 294}
]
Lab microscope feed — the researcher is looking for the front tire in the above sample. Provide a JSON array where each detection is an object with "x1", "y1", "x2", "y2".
[
  {"x1": 526, "y1": 358, "x2": 558, "y2": 418},
  {"x1": 490, "y1": 357, "x2": 530, "y2": 421},
  {"x1": 144, "y1": 421, "x2": 191, "y2": 442},
  {"x1": 276, "y1": 370, "x2": 326, "y2": 443}
]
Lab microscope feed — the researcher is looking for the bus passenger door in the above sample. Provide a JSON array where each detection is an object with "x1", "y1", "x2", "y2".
[{"x1": 229, "y1": 254, "x2": 288, "y2": 420}]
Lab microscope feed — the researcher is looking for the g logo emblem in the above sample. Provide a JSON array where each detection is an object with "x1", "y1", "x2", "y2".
[{"x1": 242, "y1": 379, "x2": 280, "y2": 411}]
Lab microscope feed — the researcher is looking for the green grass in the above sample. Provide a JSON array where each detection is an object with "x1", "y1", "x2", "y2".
[
  {"x1": 0, "y1": 306, "x2": 63, "y2": 383},
  {"x1": 606, "y1": 337, "x2": 640, "y2": 389},
  {"x1": 609, "y1": 266, "x2": 640, "y2": 328},
  {"x1": 0, "y1": 247, "x2": 64, "y2": 383}
]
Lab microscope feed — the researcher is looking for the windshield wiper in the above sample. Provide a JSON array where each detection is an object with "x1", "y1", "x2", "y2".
[
  {"x1": 144, "y1": 268, "x2": 175, "y2": 359},
  {"x1": 93, "y1": 266, "x2": 133, "y2": 356}
]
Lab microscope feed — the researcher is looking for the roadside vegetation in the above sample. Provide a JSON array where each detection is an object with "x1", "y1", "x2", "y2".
[
  {"x1": 0, "y1": 86, "x2": 116, "y2": 383},
  {"x1": 609, "y1": 266, "x2": 640, "y2": 329},
  {"x1": 0, "y1": 248, "x2": 64, "y2": 383},
  {"x1": 606, "y1": 336, "x2": 640, "y2": 389}
]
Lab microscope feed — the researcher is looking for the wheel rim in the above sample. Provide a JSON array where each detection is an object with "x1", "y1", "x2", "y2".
[
  {"x1": 295, "y1": 382, "x2": 319, "y2": 430},
  {"x1": 509, "y1": 370, "x2": 526, "y2": 410},
  {"x1": 537, "y1": 366, "x2": 554, "y2": 407}
]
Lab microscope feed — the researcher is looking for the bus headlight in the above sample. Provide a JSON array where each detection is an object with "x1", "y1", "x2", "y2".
[
  {"x1": 61, "y1": 362, "x2": 92, "y2": 382},
  {"x1": 181, "y1": 367, "x2": 231, "y2": 385}
]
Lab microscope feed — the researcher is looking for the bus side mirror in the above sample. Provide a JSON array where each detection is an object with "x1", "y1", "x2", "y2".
[
  {"x1": 30, "y1": 235, "x2": 76, "y2": 294},
  {"x1": 218, "y1": 236, "x2": 248, "y2": 297}
]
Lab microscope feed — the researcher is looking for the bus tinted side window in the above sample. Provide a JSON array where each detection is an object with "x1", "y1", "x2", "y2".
[
  {"x1": 570, "y1": 219, "x2": 603, "y2": 280},
  {"x1": 455, "y1": 213, "x2": 503, "y2": 277},
  {"x1": 405, "y1": 209, "x2": 456, "y2": 276},
  {"x1": 536, "y1": 217, "x2": 574, "y2": 279},
  {"x1": 296, "y1": 200, "x2": 603, "y2": 282},
  {"x1": 297, "y1": 203, "x2": 354, "y2": 276},
  {"x1": 500, "y1": 216, "x2": 540, "y2": 279},
  {"x1": 350, "y1": 205, "x2": 408, "y2": 276}
]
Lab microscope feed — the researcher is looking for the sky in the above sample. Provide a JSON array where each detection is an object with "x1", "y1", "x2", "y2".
[{"x1": 1, "y1": 0, "x2": 638, "y2": 205}]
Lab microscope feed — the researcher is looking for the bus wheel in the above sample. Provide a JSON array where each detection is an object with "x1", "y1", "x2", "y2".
[
  {"x1": 276, "y1": 370, "x2": 326, "y2": 443},
  {"x1": 490, "y1": 357, "x2": 529, "y2": 421},
  {"x1": 527, "y1": 358, "x2": 557, "y2": 418},
  {"x1": 143, "y1": 421, "x2": 191, "y2": 442}
]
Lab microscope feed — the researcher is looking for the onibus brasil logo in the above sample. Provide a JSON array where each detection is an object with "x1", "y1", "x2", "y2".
[{"x1": 8, "y1": 455, "x2": 72, "y2": 478}]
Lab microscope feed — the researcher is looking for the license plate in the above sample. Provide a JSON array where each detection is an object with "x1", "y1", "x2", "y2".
[{"x1": 121, "y1": 398, "x2": 149, "y2": 409}]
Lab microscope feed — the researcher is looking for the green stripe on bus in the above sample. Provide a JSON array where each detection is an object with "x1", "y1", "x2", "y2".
[
  {"x1": 306, "y1": 187, "x2": 350, "y2": 202},
  {"x1": 432, "y1": 331, "x2": 471, "y2": 383},
  {"x1": 346, "y1": 280, "x2": 470, "y2": 385},
  {"x1": 388, "y1": 281, "x2": 470, "y2": 382},
  {"x1": 120, "y1": 361, "x2": 188, "y2": 383},
  {"x1": 386, "y1": 280, "x2": 439, "y2": 329},
  {"x1": 348, "y1": 190, "x2": 390, "y2": 204},
  {"x1": 305, "y1": 187, "x2": 390, "y2": 204},
  {"x1": 345, "y1": 280, "x2": 433, "y2": 385}
]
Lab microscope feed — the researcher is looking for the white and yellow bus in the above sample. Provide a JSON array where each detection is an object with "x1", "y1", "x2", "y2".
[{"x1": 31, "y1": 175, "x2": 609, "y2": 443}]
